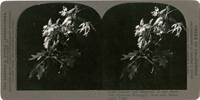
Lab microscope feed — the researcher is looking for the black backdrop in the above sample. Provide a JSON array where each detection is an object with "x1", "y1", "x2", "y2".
[
  {"x1": 17, "y1": 3, "x2": 102, "y2": 90},
  {"x1": 101, "y1": 3, "x2": 186, "y2": 90},
  {"x1": 17, "y1": 3, "x2": 186, "y2": 90}
]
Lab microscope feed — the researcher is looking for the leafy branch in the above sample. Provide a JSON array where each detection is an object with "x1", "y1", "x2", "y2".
[
  {"x1": 121, "y1": 6, "x2": 185, "y2": 80},
  {"x1": 29, "y1": 5, "x2": 95, "y2": 80}
]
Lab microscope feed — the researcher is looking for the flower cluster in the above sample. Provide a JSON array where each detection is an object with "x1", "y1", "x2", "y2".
[
  {"x1": 29, "y1": 5, "x2": 95, "y2": 80},
  {"x1": 134, "y1": 19, "x2": 152, "y2": 49},
  {"x1": 134, "y1": 6, "x2": 185, "y2": 50},
  {"x1": 121, "y1": 6, "x2": 186, "y2": 79}
]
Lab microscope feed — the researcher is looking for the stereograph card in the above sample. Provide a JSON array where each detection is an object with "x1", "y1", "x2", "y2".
[{"x1": 1, "y1": 0, "x2": 200, "y2": 100}]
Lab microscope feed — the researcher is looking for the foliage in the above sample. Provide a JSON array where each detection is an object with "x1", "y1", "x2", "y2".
[
  {"x1": 121, "y1": 6, "x2": 185, "y2": 79},
  {"x1": 28, "y1": 5, "x2": 95, "y2": 80}
]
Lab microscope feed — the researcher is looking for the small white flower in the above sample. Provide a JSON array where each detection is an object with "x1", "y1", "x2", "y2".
[
  {"x1": 151, "y1": 6, "x2": 159, "y2": 16},
  {"x1": 59, "y1": 6, "x2": 68, "y2": 16}
]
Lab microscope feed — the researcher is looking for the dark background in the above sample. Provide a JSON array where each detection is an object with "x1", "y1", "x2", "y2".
[
  {"x1": 17, "y1": 3, "x2": 186, "y2": 90},
  {"x1": 101, "y1": 3, "x2": 186, "y2": 90},
  {"x1": 17, "y1": 3, "x2": 102, "y2": 90}
]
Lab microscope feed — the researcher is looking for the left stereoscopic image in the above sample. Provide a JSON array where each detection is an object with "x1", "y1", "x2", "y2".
[{"x1": 17, "y1": 3, "x2": 102, "y2": 90}]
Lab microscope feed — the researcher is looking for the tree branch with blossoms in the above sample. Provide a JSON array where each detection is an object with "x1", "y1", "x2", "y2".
[
  {"x1": 121, "y1": 6, "x2": 186, "y2": 80},
  {"x1": 28, "y1": 5, "x2": 95, "y2": 80}
]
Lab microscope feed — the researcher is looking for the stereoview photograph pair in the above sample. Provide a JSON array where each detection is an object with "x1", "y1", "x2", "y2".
[{"x1": 1, "y1": 1, "x2": 200, "y2": 100}]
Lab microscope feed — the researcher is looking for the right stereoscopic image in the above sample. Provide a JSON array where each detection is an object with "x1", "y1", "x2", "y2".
[
  {"x1": 102, "y1": 3, "x2": 186, "y2": 90},
  {"x1": 18, "y1": 2, "x2": 187, "y2": 90}
]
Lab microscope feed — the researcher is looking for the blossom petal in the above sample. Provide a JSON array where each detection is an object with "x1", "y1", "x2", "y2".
[
  {"x1": 140, "y1": 18, "x2": 144, "y2": 26},
  {"x1": 48, "y1": 19, "x2": 52, "y2": 25},
  {"x1": 63, "y1": 6, "x2": 67, "y2": 11}
]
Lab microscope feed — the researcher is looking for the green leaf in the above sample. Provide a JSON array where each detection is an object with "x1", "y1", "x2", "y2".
[
  {"x1": 171, "y1": 22, "x2": 185, "y2": 37},
  {"x1": 29, "y1": 51, "x2": 46, "y2": 61},
  {"x1": 137, "y1": 37, "x2": 147, "y2": 49},
  {"x1": 78, "y1": 22, "x2": 91, "y2": 37},
  {"x1": 67, "y1": 58, "x2": 75, "y2": 68},
  {"x1": 154, "y1": 50, "x2": 173, "y2": 58},
  {"x1": 36, "y1": 64, "x2": 45, "y2": 80},
  {"x1": 128, "y1": 62, "x2": 138, "y2": 80},
  {"x1": 158, "y1": 58, "x2": 168, "y2": 67},
  {"x1": 29, "y1": 61, "x2": 45, "y2": 79},
  {"x1": 121, "y1": 50, "x2": 139, "y2": 60},
  {"x1": 153, "y1": 58, "x2": 168, "y2": 68},
  {"x1": 64, "y1": 49, "x2": 80, "y2": 68},
  {"x1": 28, "y1": 68, "x2": 37, "y2": 79},
  {"x1": 61, "y1": 57, "x2": 75, "y2": 68},
  {"x1": 152, "y1": 50, "x2": 173, "y2": 67},
  {"x1": 68, "y1": 49, "x2": 81, "y2": 57}
]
